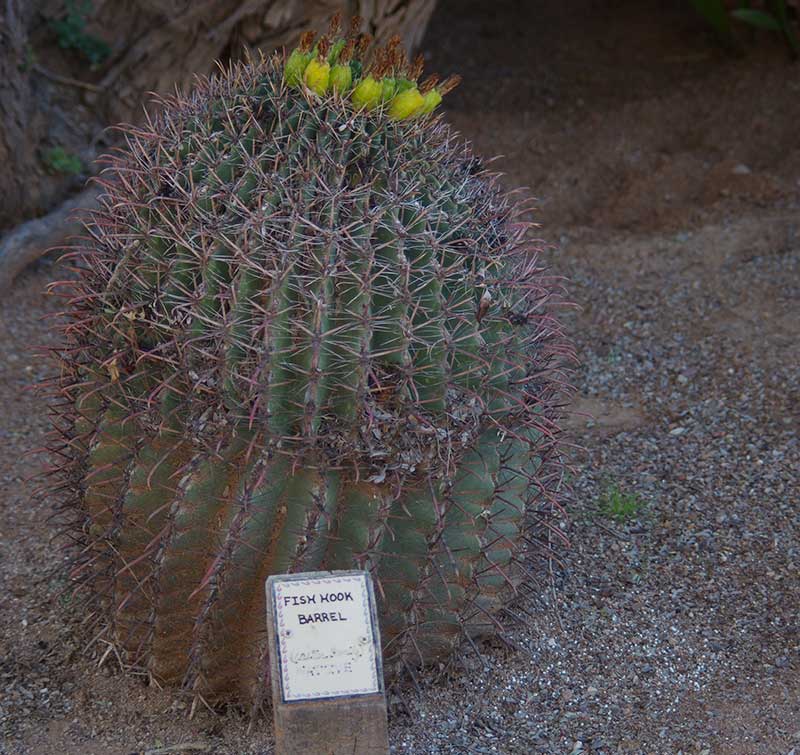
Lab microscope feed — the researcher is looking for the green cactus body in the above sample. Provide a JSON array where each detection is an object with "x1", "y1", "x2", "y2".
[{"x1": 48, "y1": 40, "x2": 572, "y2": 707}]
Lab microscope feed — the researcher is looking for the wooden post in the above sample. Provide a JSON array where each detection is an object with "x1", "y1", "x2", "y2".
[{"x1": 265, "y1": 571, "x2": 390, "y2": 755}]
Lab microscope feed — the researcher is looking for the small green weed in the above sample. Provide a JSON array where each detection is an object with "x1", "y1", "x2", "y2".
[
  {"x1": 691, "y1": 0, "x2": 800, "y2": 58},
  {"x1": 598, "y1": 483, "x2": 647, "y2": 524},
  {"x1": 43, "y1": 146, "x2": 83, "y2": 176},
  {"x1": 733, "y1": 1, "x2": 800, "y2": 56},
  {"x1": 50, "y1": 0, "x2": 110, "y2": 67},
  {"x1": 691, "y1": 0, "x2": 733, "y2": 41}
]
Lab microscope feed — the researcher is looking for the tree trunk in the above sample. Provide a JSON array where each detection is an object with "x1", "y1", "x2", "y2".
[
  {"x1": 1, "y1": 1, "x2": 54, "y2": 233},
  {"x1": 0, "y1": 0, "x2": 437, "y2": 282}
]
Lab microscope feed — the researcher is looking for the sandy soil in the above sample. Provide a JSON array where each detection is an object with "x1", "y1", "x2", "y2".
[{"x1": 1, "y1": 1, "x2": 799, "y2": 753}]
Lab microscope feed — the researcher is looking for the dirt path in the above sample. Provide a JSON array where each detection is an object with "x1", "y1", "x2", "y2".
[{"x1": 1, "y1": 1, "x2": 798, "y2": 753}]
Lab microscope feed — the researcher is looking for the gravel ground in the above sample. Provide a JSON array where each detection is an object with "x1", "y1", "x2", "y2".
[
  {"x1": 2, "y1": 1, "x2": 799, "y2": 753},
  {"x1": 389, "y1": 215, "x2": 800, "y2": 754}
]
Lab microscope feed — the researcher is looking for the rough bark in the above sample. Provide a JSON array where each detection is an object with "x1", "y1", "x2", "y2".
[{"x1": 1, "y1": 1, "x2": 51, "y2": 232}]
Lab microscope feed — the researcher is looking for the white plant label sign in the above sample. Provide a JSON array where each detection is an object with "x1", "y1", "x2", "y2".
[{"x1": 270, "y1": 573, "x2": 381, "y2": 702}]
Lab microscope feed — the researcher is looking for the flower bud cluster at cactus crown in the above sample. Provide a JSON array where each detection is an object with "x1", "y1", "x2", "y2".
[{"x1": 284, "y1": 14, "x2": 461, "y2": 121}]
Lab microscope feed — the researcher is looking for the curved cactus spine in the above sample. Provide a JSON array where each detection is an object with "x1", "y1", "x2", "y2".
[{"x1": 44, "y1": 23, "x2": 574, "y2": 708}]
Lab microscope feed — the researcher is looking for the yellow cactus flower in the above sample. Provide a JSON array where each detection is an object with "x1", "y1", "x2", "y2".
[
  {"x1": 328, "y1": 38, "x2": 346, "y2": 63},
  {"x1": 380, "y1": 77, "x2": 397, "y2": 103},
  {"x1": 284, "y1": 31, "x2": 316, "y2": 86},
  {"x1": 394, "y1": 78, "x2": 415, "y2": 94},
  {"x1": 388, "y1": 87, "x2": 425, "y2": 120},
  {"x1": 285, "y1": 49, "x2": 312, "y2": 86},
  {"x1": 330, "y1": 63, "x2": 353, "y2": 94},
  {"x1": 419, "y1": 88, "x2": 442, "y2": 115},
  {"x1": 351, "y1": 76, "x2": 382, "y2": 110},
  {"x1": 304, "y1": 58, "x2": 331, "y2": 96}
]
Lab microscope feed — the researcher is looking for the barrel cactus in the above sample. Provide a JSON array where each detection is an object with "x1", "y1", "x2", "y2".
[{"x1": 47, "y1": 17, "x2": 573, "y2": 708}]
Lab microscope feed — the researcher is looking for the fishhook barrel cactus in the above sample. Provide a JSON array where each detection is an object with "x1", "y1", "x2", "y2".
[{"x1": 46, "y1": 15, "x2": 573, "y2": 707}]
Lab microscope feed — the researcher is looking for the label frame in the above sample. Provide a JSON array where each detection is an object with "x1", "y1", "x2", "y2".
[{"x1": 267, "y1": 570, "x2": 385, "y2": 704}]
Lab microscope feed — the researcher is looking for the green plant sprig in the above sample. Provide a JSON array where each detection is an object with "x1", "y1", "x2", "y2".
[
  {"x1": 50, "y1": 0, "x2": 110, "y2": 67},
  {"x1": 690, "y1": 0, "x2": 799, "y2": 58},
  {"x1": 733, "y1": 0, "x2": 800, "y2": 56},
  {"x1": 43, "y1": 146, "x2": 83, "y2": 176},
  {"x1": 597, "y1": 483, "x2": 647, "y2": 524}
]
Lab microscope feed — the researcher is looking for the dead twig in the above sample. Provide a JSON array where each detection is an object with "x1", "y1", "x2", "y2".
[
  {"x1": 0, "y1": 184, "x2": 102, "y2": 292},
  {"x1": 140, "y1": 744, "x2": 211, "y2": 754},
  {"x1": 33, "y1": 63, "x2": 104, "y2": 92}
]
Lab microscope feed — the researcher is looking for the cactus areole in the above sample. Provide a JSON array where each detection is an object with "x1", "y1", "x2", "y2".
[{"x1": 47, "y1": 19, "x2": 573, "y2": 707}]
